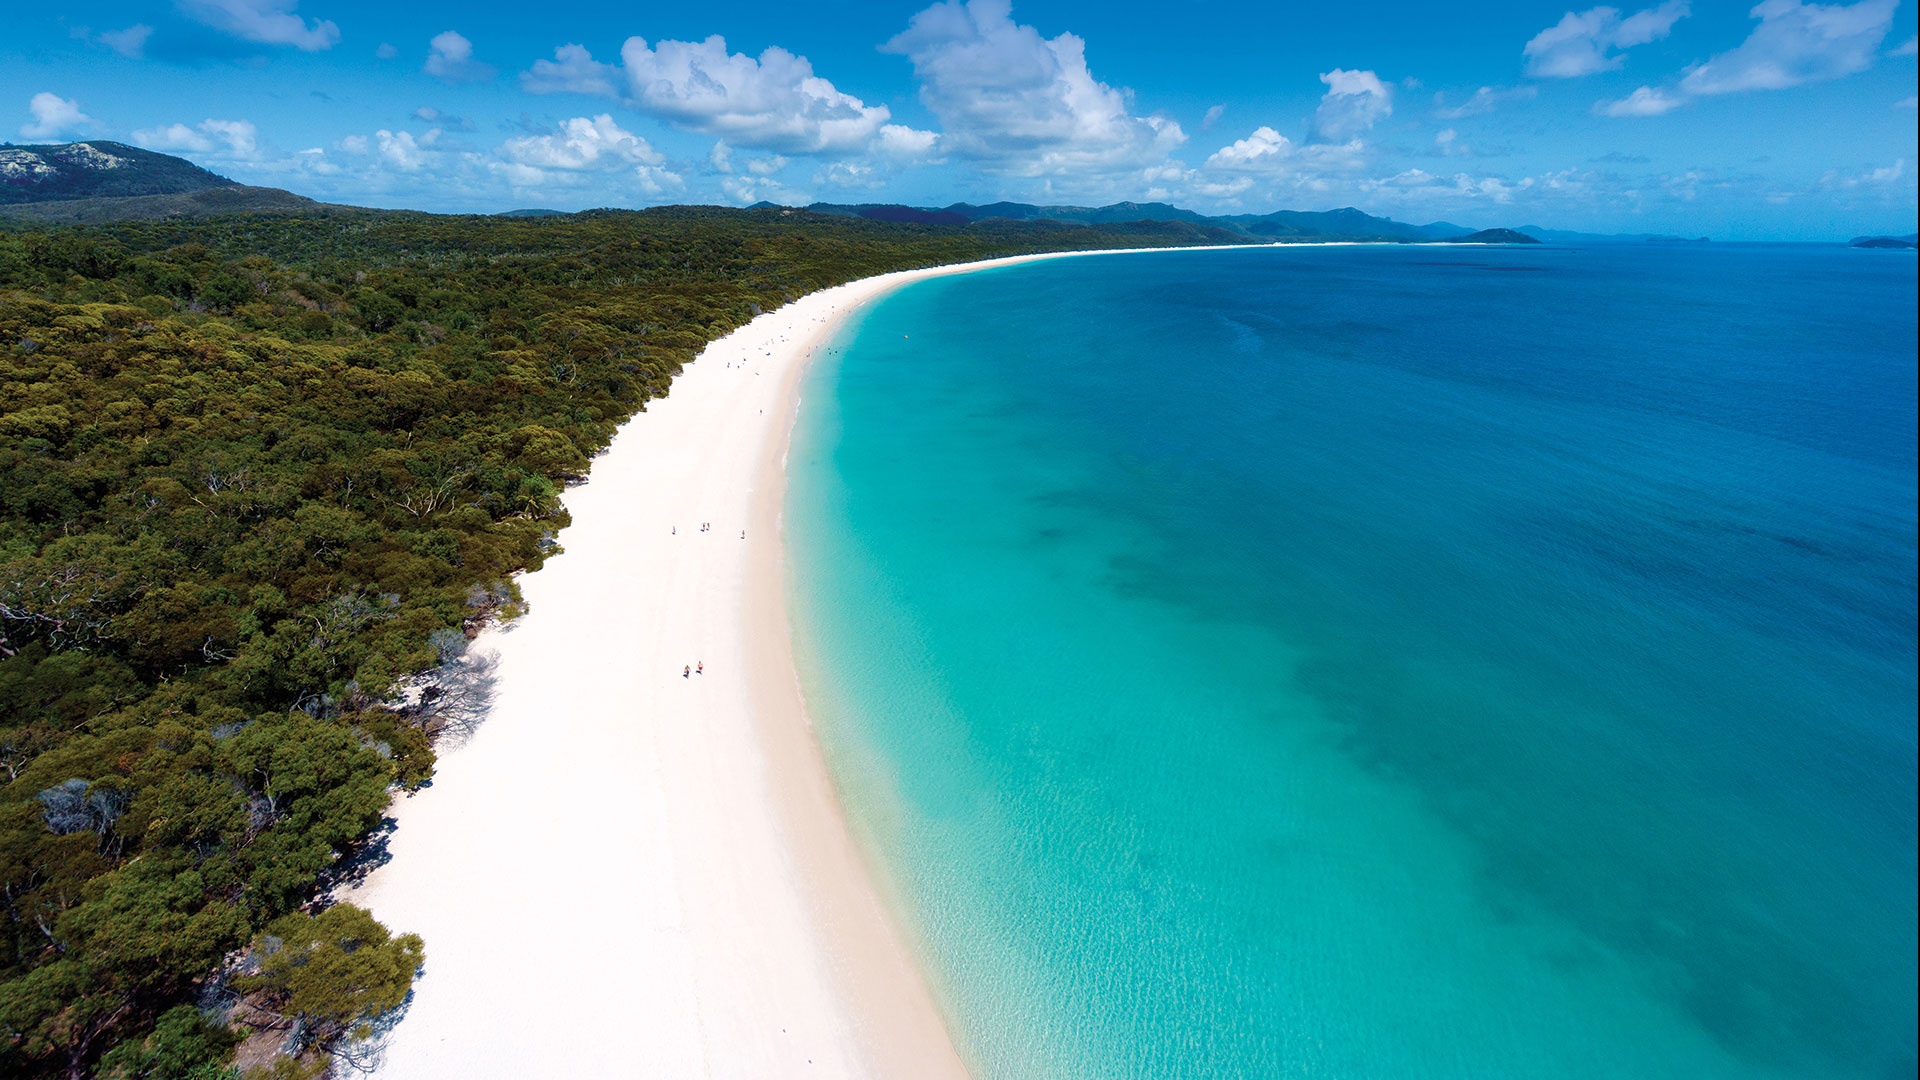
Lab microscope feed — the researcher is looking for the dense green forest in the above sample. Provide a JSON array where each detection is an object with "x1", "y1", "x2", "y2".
[{"x1": 0, "y1": 206, "x2": 1232, "y2": 1078}]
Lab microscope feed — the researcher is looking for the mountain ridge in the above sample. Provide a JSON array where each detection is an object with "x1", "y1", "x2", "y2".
[
  {"x1": 804, "y1": 200, "x2": 1484, "y2": 241},
  {"x1": 1, "y1": 140, "x2": 240, "y2": 205}
]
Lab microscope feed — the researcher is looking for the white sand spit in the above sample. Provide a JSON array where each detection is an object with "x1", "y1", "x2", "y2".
[{"x1": 344, "y1": 245, "x2": 1262, "y2": 1078}]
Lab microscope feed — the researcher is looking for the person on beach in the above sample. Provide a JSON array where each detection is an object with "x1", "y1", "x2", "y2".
[
  {"x1": 683, "y1": 665, "x2": 690, "y2": 678},
  {"x1": 696, "y1": 661, "x2": 703, "y2": 675}
]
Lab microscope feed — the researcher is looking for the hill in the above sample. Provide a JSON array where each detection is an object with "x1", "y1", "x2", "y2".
[
  {"x1": 806, "y1": 200, "x2": 1487, "y2": 241},
  {"x1": 1436, "y1": 228, "x2": 1541, "y2": 244},
  {"x1": 0, "y1": 140, "x2": 238, "y2": 205},
  {"x1": 0, "y1": 184, "x2": 343, "y2": 223},
  {"x1": 1518, "y1": 225, "x2": 1718, "y2": 243},
  {"x1": 1848, "y1": 234, "x2": 1918, "y2": 249}
]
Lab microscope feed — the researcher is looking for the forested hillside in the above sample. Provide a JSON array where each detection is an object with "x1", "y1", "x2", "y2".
[{"x1": 0, "y1": 207, "x2": 1232, "y2": 1078}]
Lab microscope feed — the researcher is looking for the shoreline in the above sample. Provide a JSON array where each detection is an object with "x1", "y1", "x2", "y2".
[{"x1": 343, "y1": 242, "x2": 1265, "y2": 1077}]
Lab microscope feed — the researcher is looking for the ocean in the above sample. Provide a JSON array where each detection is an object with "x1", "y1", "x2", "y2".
[{"x1": 784, "y1": 243, "x2": 1918, "y2": 1080}]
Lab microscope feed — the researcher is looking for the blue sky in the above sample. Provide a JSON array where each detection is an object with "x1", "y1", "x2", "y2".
[{"x1": 4, "y1": 0, "x2": 1916, "y2": 237}]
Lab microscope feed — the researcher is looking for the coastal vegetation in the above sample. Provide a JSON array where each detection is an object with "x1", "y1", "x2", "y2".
[{"x1": 0, "y1": 206, "x2": 1230, "y2": 1078}]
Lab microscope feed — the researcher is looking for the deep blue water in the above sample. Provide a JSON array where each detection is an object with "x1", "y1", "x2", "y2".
[{"x1": 785, "y1": 244, "x2": 1918, "y2": 1079}]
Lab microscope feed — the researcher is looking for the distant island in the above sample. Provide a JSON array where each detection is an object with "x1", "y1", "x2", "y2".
[
  {"x1": 1436, "y1": 228, "x2": 1541, "y2": 244},
  {"x1": 1849, "y1": 234, "x2": 1919, "y2": 249}
]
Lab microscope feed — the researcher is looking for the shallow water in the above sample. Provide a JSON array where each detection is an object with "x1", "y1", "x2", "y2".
[{"x1": 786, "y1": 244, "x2": 1918, "y2": 1079}]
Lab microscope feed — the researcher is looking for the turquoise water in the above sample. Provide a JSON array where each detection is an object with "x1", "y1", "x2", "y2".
[{"x1": 785, "y1": 244, "x2": 1918, "y2": 1080}]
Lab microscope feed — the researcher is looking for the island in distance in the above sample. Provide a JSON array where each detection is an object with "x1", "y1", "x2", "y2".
[{"x1": 1848, "y1": 233, "x2": 1919, "y2": 248}]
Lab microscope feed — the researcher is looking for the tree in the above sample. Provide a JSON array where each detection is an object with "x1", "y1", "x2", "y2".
[
  {"x1": 95, "y1": 1005, "x2": 239, "y2": 1080},
  {"x1": 236, "y1": 905, "x2": 422, "y2": 1055}
]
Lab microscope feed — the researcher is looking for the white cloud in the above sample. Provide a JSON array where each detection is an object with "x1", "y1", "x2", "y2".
[
  {"x1": 177, "y1": 0, "x2": 339, "y2": 51},
  {"x1": 708, "y1": 141, "x2": 734, "y2": 173},
  {"x1": 132, "y1": 118, "x2": 259, "y2": 157},
  {"x1": 1435, "y1": 128, "x2": 1462, "y2": 154},
  {"x1": 1312, "y1": 69, "x2": 1392, "y2": 141},
  {"x1": 1898, "y1": 95, "x2": 1919, "y2": 108},
  {"x1": 1192, "y1": 176, "x2": 1253, "y2": 199},
  {"x1": 1599, "y1": 0, "x2": 1895, "y2": 118},
  {"x1": 745, "y1": 155, "x2": 789, "y2": 176},
  {"x1": 1599, "y1": 85, "x2": 1686, "y2": 114},
  {"x1": 1892, "y1": 35, "x2": 1918, "y2": 55},
  {"x1": 20, "y1": 93, "x2": 94, "y2": 139},
  {"x1": 425, "y1": 31, "x2": 495, "y2": 84},
  {"x1": 1205, "y1": 126, "x2": 1293, "y2": 170},
  {"x1": 876, "y1": 123, "x2": 941, "y2": 160},
  {"x1": 499, "y1": 114, "x2": 661, "y2": 170},
  {"x1": 523, "y1": 43, "x2": 622, "y2": 97},
  {"x1": 375, "y1": 129, "x2": 429, "y2": 171},
  {"x1": 881, "y1": 0, "x2": 1185, "y2": 175},
  {"x1": 524, "y1": 37, "x2": 890, "y2": 155},
  {"x1": 98, "y1": 25, "x2": 154, "y2": 59},
  {"x1": 375, "y1": 42, "x2": 397, "y2": 60},
  {"x1": 1820, "y1": 157, "x2": 1908, "y2": 188},
  {"x1": 491, "y1": 116, "x2": 683, "y2": 196},
  {"x1": 1678, "y1": 0, "x2": 1895, "y2": 96},
  {"x1": 720, "y1": 175, "x2": 808, "y2": 205},
  {"x1": 815, "y1": 160, "x2": 883, "y2": 188},
  {"x1": 291, "y1": 147, "x2": 340, "y2": 175},
  {"x1": 1434, "y1": 84, "x2": 1537, "y2": 119},
  {"x1": 1201, "y1": 104, "x2": 1226, "y2": 131},
  {"x1": 1524, "y1": 1, "x2": 1690, "y2": 78}
]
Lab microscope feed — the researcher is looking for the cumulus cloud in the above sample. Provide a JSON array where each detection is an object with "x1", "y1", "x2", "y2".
[
  {"x1": 1434, "y1": 84, "x2": 1537, "y2": 118},
  {"x1": 375, "y1": 42, "x2": 397, "y2": 60},
  {"x1": 522, "y1": 43, "x2": 621, "y2": 97},
  {"x1": 1524, "y1": 1, "x2": 1689, "y2": 78},
  {"x1": 177, "y1": 0, "x2": 339, "y2": 51},
  {"x1": 1677, "y1": 0, "x2": 1895, "y2": 95},
  {"x1": 1598, "y1": 85, "x2": 1686, "y2": 115},
  {"x1": 373, "y1": 130, "x2": 429, "y2": 171},
  {"x1": 1311, "y1": 69, "x2": 1392, "y2": 141},
  {"x1": 491, "y1": 116, "x2": 683, "y2": 195},
  {"x1": 499, "y1": 114, "x2": 661, "y2": 170},
  {"x1": 97, "y1": 25, "x2": 154, "y2": 59},
  {"x1": 20, "y1": 93, "x2": 94, "y2": 139},
  {"x1": 815, "y1": 159, "x2": 887, "y2": 188},
  {"x1": 1205, "y1": 126, "x2": 1293, "y2": 170},
  {"x1": 1201, "y1": 104, "x2": 1227, "y2": 131},
  {"x1": 523, "y1": 37, "x2": 890, "y2": 155},
  {"x1": 425, "y1": 31, "x2": 495, "y2": 84},
  {"x1": 720, "y1": 174, "x2": 808, "y2": 206},
  {"x1": 132, "y1": 118, "x2": 259, "y2": 156},
  {"x1": 876, "y1": 123, "x2": 941, "y2": 160},
  {"x1": 881, "y1": 0, "x2": 1185, "y2": 175}
]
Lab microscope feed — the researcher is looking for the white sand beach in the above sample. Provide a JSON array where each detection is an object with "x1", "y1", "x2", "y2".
[{"x1": 344, "y1": 245, "x2": 1256, "y2": 1078}]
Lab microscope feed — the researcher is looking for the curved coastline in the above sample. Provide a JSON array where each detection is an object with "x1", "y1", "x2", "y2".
[{"x1": 343, "y1": 244, "x2": 1262, "y2": 1077}]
